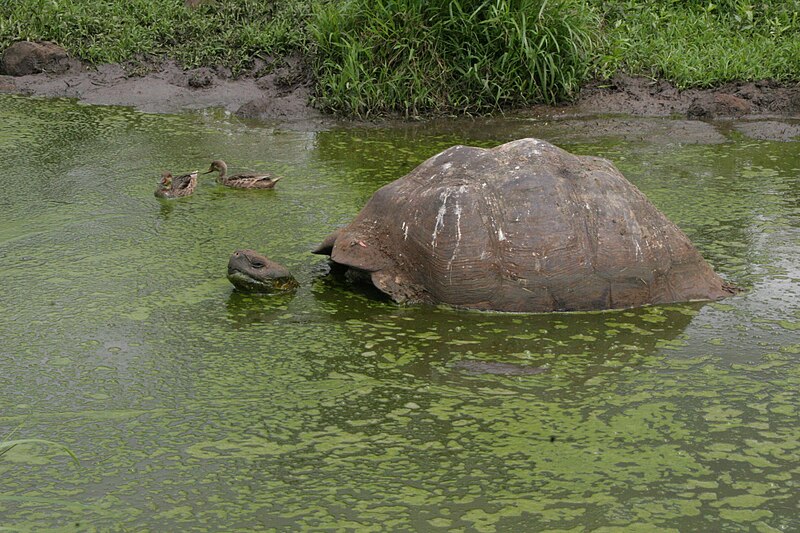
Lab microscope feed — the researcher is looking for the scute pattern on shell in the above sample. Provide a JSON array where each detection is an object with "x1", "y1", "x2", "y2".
[{"x1": 315, "y1": 138, "x2": 730, "y2": 312}]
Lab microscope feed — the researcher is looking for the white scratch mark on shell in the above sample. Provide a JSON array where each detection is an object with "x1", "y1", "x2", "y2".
[
  {"x1": 633, "y1": 237, "x2": 643, "y2": 260},
  {"x1": 402, "y1": 221, "x2": 409, "y2": 240},
  {"x1": 431, "y1": 186, "x2": 468, "y2": 248},
  {"x1": 447, "y1": 200, "x2": 463, "y2": 276},
  {"x1": 431, "y1": 190, "x2": 452, "y2": 248}
]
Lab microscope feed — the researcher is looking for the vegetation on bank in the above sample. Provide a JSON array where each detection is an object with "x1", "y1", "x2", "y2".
[
  {"x1": 1, "y1": 0, "x2": 799, "y2": 116},
  {"x1": 0, "y1": 0, "x2": 312, "y2": 72},
  {"x1": 595, "y1": 0, "x2": 800, "y2": 87},
  {"x1": 310, "y1": 0, "x2": 598, "y2": 115}
]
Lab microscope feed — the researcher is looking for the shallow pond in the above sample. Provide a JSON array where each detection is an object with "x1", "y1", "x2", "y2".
[{"x1": 0, "y1": 95, "x2": 798, "y2": 531}]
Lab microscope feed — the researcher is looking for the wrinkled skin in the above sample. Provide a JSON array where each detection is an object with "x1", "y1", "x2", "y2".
[
  {"x1": 227, "y1": 249, "x2": 298, "y2": 293},
  {"x1": 314, "y1": 138, "x2": 735, "y2": 312}
]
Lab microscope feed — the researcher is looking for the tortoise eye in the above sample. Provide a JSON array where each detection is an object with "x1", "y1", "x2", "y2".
[{"x1": 250, "y1": 261, "x2": 265, "y2": 269}]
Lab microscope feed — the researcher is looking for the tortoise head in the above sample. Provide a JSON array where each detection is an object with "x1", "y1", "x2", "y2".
[{"x1": 227, "y1": 249, "x2": 298, "y2": 293}]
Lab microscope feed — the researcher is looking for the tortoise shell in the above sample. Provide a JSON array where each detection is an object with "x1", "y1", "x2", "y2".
[{"x1": 314, "y1": 138, "x2": 732, "y2": 312}]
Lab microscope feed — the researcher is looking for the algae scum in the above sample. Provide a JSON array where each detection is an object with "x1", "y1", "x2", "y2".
[{"x1": 0, "y1": 95, "x2": 798, "y2": 531}]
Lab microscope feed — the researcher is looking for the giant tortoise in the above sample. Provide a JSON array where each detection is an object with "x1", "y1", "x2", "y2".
[{"x1": 314, "y1": 138, "x2": 734, "y2": 312}]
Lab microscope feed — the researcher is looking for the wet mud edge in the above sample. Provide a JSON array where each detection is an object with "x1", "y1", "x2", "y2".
[{"x1": 1, "y1": 62, "x2": 798, "y2": 140}]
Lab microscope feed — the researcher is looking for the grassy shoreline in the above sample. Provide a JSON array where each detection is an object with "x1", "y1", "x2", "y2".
[{"x1": 2, "y1": 0, "x2": 799, "y2": 117}]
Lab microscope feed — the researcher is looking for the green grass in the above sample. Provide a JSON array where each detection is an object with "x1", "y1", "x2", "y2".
[
  {"x1": 1, "y1": 0, "x2": 800, "y2": 115},
  {"x1": 591, "y1": 0, "x2": 800, "y2": 87},
  {"x1": 0, "y1": 0, "x2": 312, "y2": 73},
  {"x1": 310, "y1": 0, "x2": 600, "y2": 116}
]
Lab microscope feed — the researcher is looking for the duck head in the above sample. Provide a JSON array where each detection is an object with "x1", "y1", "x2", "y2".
[
  {"x1": 159, "y1": 171, "x2": 173, "y2": 189},
  {"x1": 203, "y1": 160, "x2": 227, "y2": 176}
]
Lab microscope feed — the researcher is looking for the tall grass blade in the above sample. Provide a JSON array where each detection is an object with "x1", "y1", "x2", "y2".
[{"x1": 0, "y1": 438, "x2": 80, "y2": 466}]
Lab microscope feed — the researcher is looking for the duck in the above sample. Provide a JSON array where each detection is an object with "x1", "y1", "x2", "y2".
[
  {"x1": 203, "y1": 159, "x2": 283, "y2": 189},
  {"x1": 154, "y1": 170, "x2": 198, "y2": 199}
]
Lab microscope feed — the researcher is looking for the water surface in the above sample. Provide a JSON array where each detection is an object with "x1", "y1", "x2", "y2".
[{"x1": 0, "y1": 95, "x2": 798, "y2": 531}]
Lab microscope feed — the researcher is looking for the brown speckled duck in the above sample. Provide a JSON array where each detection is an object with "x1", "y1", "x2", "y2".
[
  {"x1": 154, "y1": 171, "x2": 198, "y2": 199},
  {"x1": 203, "y1": 160, "x2": 283, "y2": 189}
]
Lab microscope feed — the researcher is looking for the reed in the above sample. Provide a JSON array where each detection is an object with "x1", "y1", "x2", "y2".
[
  {"x1": 0, "y1": 438, "x2": 80, "y2": 465},
  {"x1": 1, "y1": 423, "x2": 79, "y2": 466}
]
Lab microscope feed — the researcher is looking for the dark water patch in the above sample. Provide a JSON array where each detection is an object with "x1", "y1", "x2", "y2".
[{"x1": 449, "y1": 359, "x2": 548, "y2": 376}]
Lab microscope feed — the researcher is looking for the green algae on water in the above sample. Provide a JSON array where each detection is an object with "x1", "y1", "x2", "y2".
[{"x1": 0, "y1": 95, "x2": 798, "y2": 531}]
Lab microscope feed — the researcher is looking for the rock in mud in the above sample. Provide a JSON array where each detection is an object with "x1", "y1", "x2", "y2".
[
  {"x1": 187, "y1": 68, "x2": 214, "y2": 88},
  {"x1": 1, "y1": 41, "x2": 70, "y2": 76},
  {"x1": 314, "y1": 138, "x2": 735, "y2": 312},
  {"x1": 236, "y1": 86, "x2": 319, "y2": 120},
  {"x1": 688, "y1": 93, "x2": 751, "y2": 119}
]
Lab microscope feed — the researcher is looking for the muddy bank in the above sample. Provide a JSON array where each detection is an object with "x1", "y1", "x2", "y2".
[
  {"x1": 0, "y1": 55, "x2": 325, "y2": 124},
  {"x1": 522, "y1": 74, "x2": 800, "y2": 143},
  {"x1": 573, "y1": 74, "x2": 800, "y2": 118},
  {"x1": 1, "y1": 56, "x2": 799, "y2": 141}
]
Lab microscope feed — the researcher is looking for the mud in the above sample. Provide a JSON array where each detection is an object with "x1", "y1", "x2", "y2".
[
  {"x1": 0, "y1": 56, "x2": 325, "y2": 124},
  {"x1": 1, "y1": 57, "x2": 798, "y2": 141},
  {"x1": 521, "y1": 74, "x2": 800, "y2": 142},
  {"x1": 572, "y1": 74, "x2": 800, "y2": 118}
]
